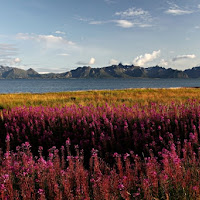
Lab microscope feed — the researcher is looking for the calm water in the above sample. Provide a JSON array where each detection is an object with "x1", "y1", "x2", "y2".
[{"x1": 0, "y1": 78, "x2": 200, "y2": 93}]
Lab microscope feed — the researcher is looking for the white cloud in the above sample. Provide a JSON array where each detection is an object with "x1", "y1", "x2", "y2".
[
  {"x1": 17, "y1": 33, "x2": 75, "y2": 46},
  {"x1": 138, "y1": 24, "x2": 152, "y2": 28},
  {"x1": 115, "y1": 8, "x2": 148, "y2": 18},
  {"x1": 0, "y1": 57, "x2": 21, "y2": 66},
  {"x1": 57, "y1": 53, "x2": 69, "y2": 56},
  {"x1": 14, "y1": 58, "x2": 21, "y2": 63},
  {"x1": 38, "y1": 35, "x2": 75, "y2": 45},
  {"x1": 76, "y1": 57, "x2": 96, "y2": 65},
  {"x1": 55, "y1": 31, "x2": 65, "y2": 35},
  {"x1": 165, "y1": 4, "x2": 193, "y2": 15},
  {"x1": 166, "y1": 9, "x2": 192, "y2": 15},
  {"x1": 89, "y1": 19, "x2": 151, "y2": 29},
  {"x1": 115, "y1": 7, "x2": 152, "y2": 25},
  {"x1": 195, "y1": 26, "x2": 200, "y2": 29},
  {"x1": 36, "y1": 67, "x2": 69, "y2": 74},
  {"x1": 109, "y1": 59, "x2": 119, "y2": 65},
  {"x1": 0, "y1": 44, "x2": 20, "y2": 66},
  {"x1": 0, "y1": 43, "x2": 18, "y2": 58},
  {"x1": 159, "y1": 59, "x2": 168, "y2": 66},
  {"x1": 115, "y1": 20, "x2": 134, "y2": 28},
  {"x1": 89, "y1": 21, "x2": 106, "y2": 25},
  {"x1": 104, "y1": 0, "x2": 116, "y2": 4},
  {"x1": 75, "y1": 16, "x2": 93, "y2": 22},
  {"x1": 172, "y1": 54, "x2": 196, "y2": 61},
  {"x1": 88, "y1": 7, "x2": 153, "y2": 29},
  {"x1": 133, "y1": 50, "x2": 161, "y2": 66},
  {"x1": 0, "y1": 44, "x2": 17, "y2": 51},
  {"x1": 89, "y1": 57, "x2": 95, "y2": 65},
  {"x1": 198, "y1": 4, "x2": 200, "y2": 9}
]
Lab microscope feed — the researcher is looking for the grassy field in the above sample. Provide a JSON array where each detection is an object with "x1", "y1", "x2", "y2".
[{"x1": 1, "y1": 87, "x2": 200, "y2": 109}]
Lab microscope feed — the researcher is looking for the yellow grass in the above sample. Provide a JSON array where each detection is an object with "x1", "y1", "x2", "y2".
[{"x1": 0, "y1": 87, "x2": 200, "y2": 109}]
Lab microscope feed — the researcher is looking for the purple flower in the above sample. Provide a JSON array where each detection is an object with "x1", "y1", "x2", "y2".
[
  {"x1": 5, "y1": 134, "x2": 10, "y2": 142},
  {"x1": 0, "y1": 184, "x2": 6, "y2": 191},
  {"x1": 38, "y1": 188, "x2": 45, "y2": 195},
  {"x1": 193, "y1": 186, "x2": 198, "y2": 191},
  {"x1": 113, "y1": 152, "x2": 119, "y2": 158},
  {"x1": 66, "y1": 138, "x2": 71, "y2": 145},
  {"x1": 133, "y1": 193, "x2": 140, "y2": 197},
  {"x1": 124, "y1": 153, "x2": 130, "y2": 160},
  {"x1": 118, "y1": 183, "x2": 125, "y2": 190}
]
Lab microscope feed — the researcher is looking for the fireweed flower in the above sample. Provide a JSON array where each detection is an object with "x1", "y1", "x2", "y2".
[
  {"x1": 5, "y1": 134, "x2": 10, "y2": 142},
  {"x1": 38, "y1": 188, "x2": 45, "y2": 195},
  {"x1": 2, "y1": 174, "x2": 9, "y2": 183},
  {"x1": 0, "y1": 184, "x2": 6, "y2": 191},
  {"x1": 66, "y1": 138, "x2": 71, "y2": 146},
  {"x1": 123, "y1": 153, "x2": 130, "y2": 160},
  {"x1": 113, "y1": 152, "x2": 119, "y2": 158},
  {"x1": 118, "y1": 183, "x2": 125, "y2": 191},
  {"x1": 193, "y1": 186, "x2": 198, "y2": 191}
]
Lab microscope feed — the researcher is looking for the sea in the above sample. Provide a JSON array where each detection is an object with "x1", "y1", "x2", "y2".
[{"x1": 0, "y1": 78, "x2": 200, "y2": 93}]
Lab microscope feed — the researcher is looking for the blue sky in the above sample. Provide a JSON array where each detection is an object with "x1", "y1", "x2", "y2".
[{"x1": 0, "y1": 0, "x2": 200, "y2": 73}]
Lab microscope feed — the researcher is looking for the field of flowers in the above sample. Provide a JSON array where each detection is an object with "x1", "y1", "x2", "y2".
[{"x1": 1, "y1": 90, "x2": 200, "y2": 199}]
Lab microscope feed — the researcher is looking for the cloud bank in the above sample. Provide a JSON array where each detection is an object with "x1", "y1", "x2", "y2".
[
  {"x1": 88, "y1": 7, "x2": 153, "y2": 29},
  {"x1": 165, "y1": 4, "x2": 193, "y2": 15},
  {"x1": 133, "y1": 50, "x2": 161, "y2": 66},
  {"x1": 17, "y1": 33, "x2": 75, "y2": 47}
]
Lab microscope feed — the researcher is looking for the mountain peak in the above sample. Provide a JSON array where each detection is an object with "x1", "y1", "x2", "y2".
[{"x1": 27, "y1": 68, "x2": 38, "y2": 74}]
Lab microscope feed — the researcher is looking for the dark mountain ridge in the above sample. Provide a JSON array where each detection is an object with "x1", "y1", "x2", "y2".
[{"x1": 0, "y1": 64, "x2": 199, "y2": 79}]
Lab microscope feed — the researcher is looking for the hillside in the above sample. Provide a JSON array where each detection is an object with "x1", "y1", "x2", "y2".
[{"x1": 0, "y1": 64, "x2": 200, "y2": 79}]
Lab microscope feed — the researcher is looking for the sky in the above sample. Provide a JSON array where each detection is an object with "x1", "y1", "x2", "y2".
[{"x1": 0, "y1": 0, "x2": 200, "y2": 73}]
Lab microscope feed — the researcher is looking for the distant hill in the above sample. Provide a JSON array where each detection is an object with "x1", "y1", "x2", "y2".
[
  {"x1": 57, "y1": 64, "x2": 189, "y2": 79},
  {"x1": 184, "y1": 67, "x2": 200, "y2": 78},
  {"x1": 146, "y1": 66, "x2": 188, "y2": 78},
  {"x1": 0, "y1": 66, "x2": 41, "y2": 79},
  {"x1": 0, "y1": 64, "x2": 200, "y2": 79}
]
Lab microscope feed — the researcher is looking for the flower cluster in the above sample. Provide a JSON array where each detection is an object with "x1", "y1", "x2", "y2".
[
  {"x1": 0, "y1": 139, "x2": 200, "y2": 199},
  {"x1": 1, "y1": 101, "x2": 200, "y2": 160}
]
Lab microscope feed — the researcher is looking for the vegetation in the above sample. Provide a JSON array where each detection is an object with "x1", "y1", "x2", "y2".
[
  {"x1": 1, "y1": 88, "x2": 200, "y2": 199},
  {"x1": 0, "y1": 88, "x2": 200, "y2": 109}
]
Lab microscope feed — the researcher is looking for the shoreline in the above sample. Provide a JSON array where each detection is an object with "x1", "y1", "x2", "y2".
[{"x1": 0, "y1": 86, "x2": 197, "y2": 95}]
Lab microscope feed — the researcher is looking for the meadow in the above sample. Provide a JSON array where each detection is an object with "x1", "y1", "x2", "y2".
[
  {"x1": 1, "y1": 88, "x2": 200, "y2": 199},
  {"x1": 1, "y1": 87, "x2": 200, "y2": 109}
]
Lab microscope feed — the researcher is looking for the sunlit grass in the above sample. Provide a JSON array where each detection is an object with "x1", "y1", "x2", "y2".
[{"x1": 0, "y1": 87, "x2": 200, "y2": 109}]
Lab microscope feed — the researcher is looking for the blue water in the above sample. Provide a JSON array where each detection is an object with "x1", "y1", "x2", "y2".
[{"x1": 0, "y1": 78, "x2": 199, "y2": 93}]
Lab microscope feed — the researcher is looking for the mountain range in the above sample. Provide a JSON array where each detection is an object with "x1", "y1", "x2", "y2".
[{"x1": 1, "y1": 64, "x2": 200, "y2": 79}]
